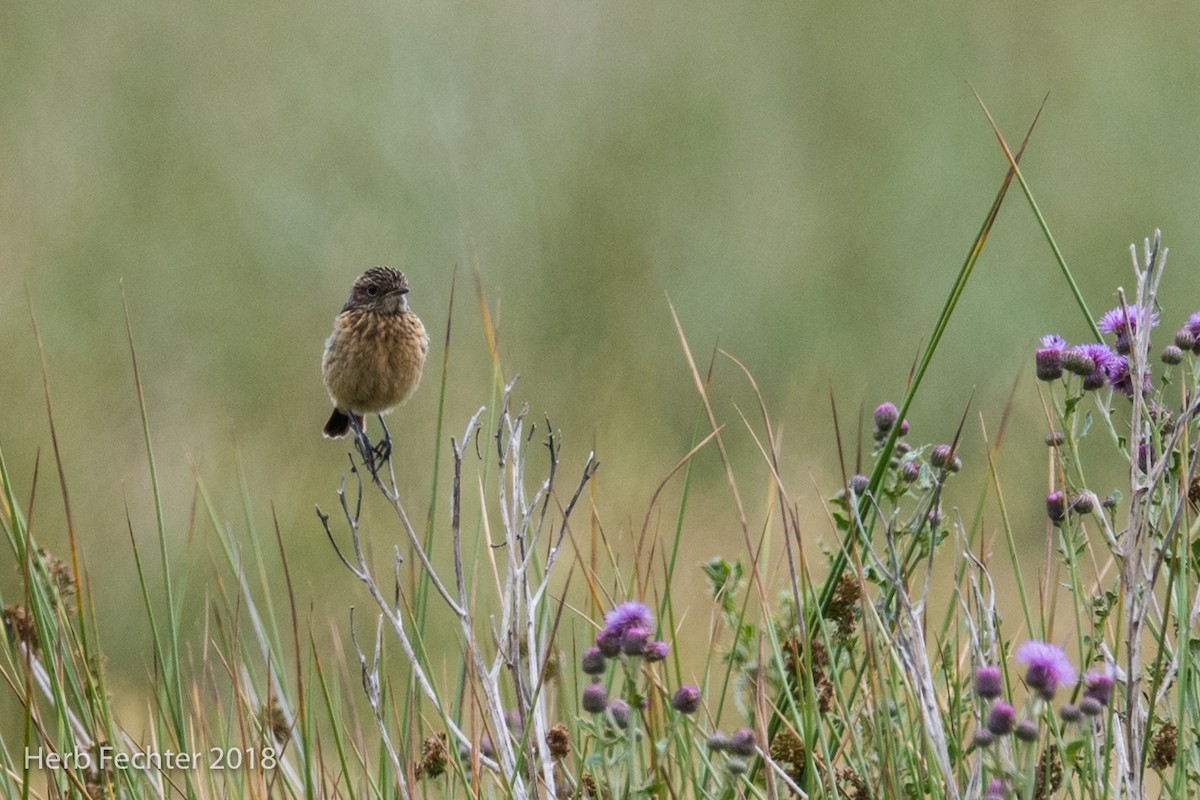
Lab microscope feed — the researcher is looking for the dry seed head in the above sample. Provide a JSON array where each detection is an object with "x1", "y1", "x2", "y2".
[
  {"x1": 415, "y1": 733, "x2": 448, "y2": 779},
  {"x1": 3, "y1": 605, "x2": 38, "y2": 653},
  {"x1": 546, "y1": 723, "x2": 571, "y2": 761},
  {"x1": 1149, "y1": 722, "x2": 1177, "y2": 770}
]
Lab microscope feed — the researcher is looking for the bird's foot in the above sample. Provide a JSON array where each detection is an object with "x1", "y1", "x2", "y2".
[
  {"x1": 371, "y1": 435, "x2": 392, "y2": 464},
  {"x1": 372, "y1": 414, "x2": 393, "y2": 464}
]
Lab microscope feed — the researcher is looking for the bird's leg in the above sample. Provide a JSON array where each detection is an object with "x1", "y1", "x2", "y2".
[
  {"x1": 347, "y1": 413, "x2": 375, "y2": 469},
  {"x1": 373, "y1": 415, "x2": 393, "y2": 463}
]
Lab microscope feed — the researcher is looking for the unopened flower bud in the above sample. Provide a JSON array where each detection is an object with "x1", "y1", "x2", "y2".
[
  {"x1": 1036, "y1": 348, "x2": 1064, "y2": 381},
  {"x1": 1083, "y1": 667, "x2": 1114, "y2": 707},
  {"x1": 1062, "y1": 348, "x2": 1096, "y2": 376},
  {"x1": 986, "y1": 702, "x2": 1016, "y2": 736},
  {"x1": 975, "y1": 666, "x2": 1003, "y2": 700},
  {"x1": 671, "y1": 684, "x2": 701, "y2": 715},
  {"x1": 1046, "y1": 491, "x2": 1067, "y2": 525},
  {"x1": 874, "y1": 402, "x2": 899, "y2": 433},
  {"x1": 644, "y1": 640, "x2": 669, "y2": 663},
  {"x1": 1014, "y1": 720, "x2": 1039, "y2": 743},
  {"x1": 706, "y1": 732, "x2": 731, "y2": 752},
  {"x1": 725, "y1": 757, "x2": 748, "y2": 775},
  {"x1": 620, "y1": 627, "x2": 650, "y2": 657},
  {"x1": 729, "y1": 728, "x2": 757, "y2": 757},
  {"x1": 581, "y1": 647, "x2": 606, "y2": 675},
  {"x1": 596, "y1": 628, "x2": 621, "y2": 657},
  {"x1": 609, "y1": 699, "x2": 630, "y2": 729},
  {"x1": 581, "y1": 683, "x2": 608, "y2": 714},
  {"x1": 930, "y1": 444, "x2": 953, "y2": 469},
  {"x1": 1072, "y1": 492, "x2": 1095, "y2": 515},
  {"x1": 984, "y1": 778, "x2": 1008, "y2": 800}
]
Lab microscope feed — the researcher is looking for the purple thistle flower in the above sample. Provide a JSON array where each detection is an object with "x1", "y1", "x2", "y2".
[
  {"x1": 581, "y1": 646, "x2": 607, "y2": 675},
  {"x1": 644, "y1": 640, "x2": 669, "y2": 663},
  {"x1": 1083, "y1": 665, "x2": 1115, "y2": 708},
  {"x1": 1098, "y1": 305, "x2": 1159, "y2": 337},
  {"x1": 1016, "y1": 641, "x2": 1076, "y2": 701},
  {"x1": 986, "y1": 702, "x2": 1016, "y2": 736},
  {"x1": 975, "y1": 666, "x2": 1003, "y2": 700},
  {"x1": 1175, "y1": 326, "x2": 1196, "y2": 350},
  {"x1": 1186, "y1": 311, "x2": 1200, "y2": 334},
  {"x1": 1041, "y1": 334, "x2": 1068, "y2": 349},
  {"x1": 1185, "y1": 312, "x2": 1200, "y2": 353},
  {"x1": 1105, "y1": 354, "x2": 1151, "y2": 398},
  {"x1": 849, "y1": 474, "x2": 870, "y2": 494},
  {"x1": 672, "y1": 684, "x2": 701, "y2": 714},
  {"x1": 604, "y1": 601, "x2": 654, "y2": 638},
  {"x1": 1075, "y1": 343, "x2": 1118, "y2": 388},
  {"x1": 900, "y1": 461, "x2": 920, "y2": 483},
  {"x1": 1060, "y1": 703, "x2": 1083, "y2": 723},
  {"x1": 1105, "y1": 354, "x2": 1130, "y2": 392},
  {"x1": 581, "y1": 683, "x2": 608, "y2": 714},
  {"x1": 984, "y1": 777, "x2": 1008, "y2": 800}
]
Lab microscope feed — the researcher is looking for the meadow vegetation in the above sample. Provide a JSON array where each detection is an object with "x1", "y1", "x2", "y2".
[{"x1": 4, "y1": 118, "x2": 1200, "y2": 795}]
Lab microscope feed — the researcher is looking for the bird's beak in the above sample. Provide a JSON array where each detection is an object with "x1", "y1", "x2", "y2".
[{"x1": 395, "y1": 286, "x2": 410, "y2": 295}]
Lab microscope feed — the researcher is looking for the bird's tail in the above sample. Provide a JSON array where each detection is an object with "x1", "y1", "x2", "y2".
[{"x1": 323, "y1": 409, "x2": 362, "y2": 438}]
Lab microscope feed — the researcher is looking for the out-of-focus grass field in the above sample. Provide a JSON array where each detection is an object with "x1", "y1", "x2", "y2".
[{"x1": 2, "y1": 2, "x2": 1199, "y2": 695}]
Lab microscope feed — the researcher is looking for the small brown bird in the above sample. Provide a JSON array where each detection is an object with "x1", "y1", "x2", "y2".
[{"x1": 322, "y1": 267, "x2": 429, "y2": 452}]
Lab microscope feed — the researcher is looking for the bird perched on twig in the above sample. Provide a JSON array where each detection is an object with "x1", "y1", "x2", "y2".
[{"x1": 321, "y1": 266, "x2": 429, "y2": 463}]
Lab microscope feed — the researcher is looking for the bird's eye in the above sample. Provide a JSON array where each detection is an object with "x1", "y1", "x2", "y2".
[{"x1": 366, "y1": 285, "x2": 378, "y2": 296}]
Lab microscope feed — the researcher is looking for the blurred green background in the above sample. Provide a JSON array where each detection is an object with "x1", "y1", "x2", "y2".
[{"x1": 3, "y1": 1, "x2": 1200, "y2": 698}]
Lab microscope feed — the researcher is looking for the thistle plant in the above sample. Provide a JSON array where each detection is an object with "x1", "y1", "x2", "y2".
[{"x1": 1029, "y1": 231, "x2": 1199, "y2": 797}]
